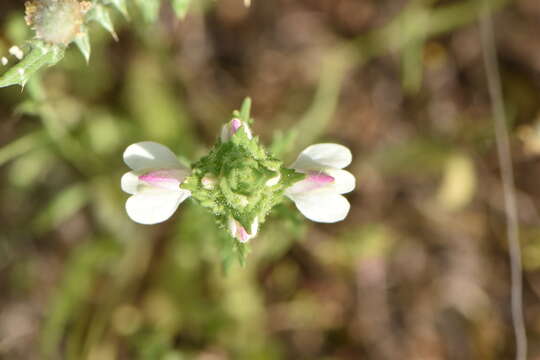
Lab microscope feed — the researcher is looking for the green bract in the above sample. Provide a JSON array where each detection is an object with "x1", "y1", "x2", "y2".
[{"x1": 182, "y1": 102, "x2": 305, "y2": 239}]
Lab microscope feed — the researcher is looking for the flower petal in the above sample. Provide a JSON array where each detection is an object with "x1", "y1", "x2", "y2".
[
  {"x1": 121, "y1": 171, "x2": 140, "y2": 195},
  {"x1": 326, "y1": 169, "x2": 356, "y2": 194},
  {"x1": 289, "y1": 192, "x2": 350, "y2": 223},
  {"x1": 292, "y1": 143, "x2": 352, "y2": 170},
  {"x1": 285, "y1": 172, "x2": 335, "y2": 196},
  {"x1": 250, "y1": 217, "x2": 259, "y2": 238},
  {"x1": 125, "y1": 189, "x2": 191, "y2": 225},
  {"x1": 123, "y1": 141, "x2": 181, "y2": 171},
  {"x1": 138, "y1": 169, "x2": 188, "y2": 191}
]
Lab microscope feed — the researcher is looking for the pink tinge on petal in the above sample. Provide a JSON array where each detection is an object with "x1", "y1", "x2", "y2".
[
  {"x1": 308, "y1": 172, "x2": 334, "y2": 185},
  {"x1": 236, "y1": 225, "x2": 250, "y2": 243},
  {"x1": 231, "y1": 118, "x2": 242, "y2": 134},
  {"x1": 139, "y1": 169, "x2": 185, "y2": 191},
  {"x1": 229, "y1": 217, "x2": 257, "y2": 243},
  {"x1": 221, "y1": 119, "x2": 253, "y2": 142},
  {"x1": 287, "y1": 171, "x2": 335, "y2": 194}
]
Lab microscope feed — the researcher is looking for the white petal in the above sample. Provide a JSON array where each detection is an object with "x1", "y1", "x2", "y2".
[
  {"x1": 228, "y1": 217, "x2": 238, "y2": 238},
  {"x1": 125, "y1": 189, "x2": 191, "y2": 225},
  {"x1": 290, "y1": 192, "x2": 350, "y2": 223},
  {"x1": 221, "y1": 124, "x2": 231, "y2": 142},
  {"x1": 121, "y1": 171, "x2": 140, "y2": 195},
  {"x1": 292, "y1": 143, "x2": 352, "y2": 170},
  {"x1": 326, "y1": 169, "x2": 356, "y2": 194},
  {"x1": 243, "y1": 122, "x2": 253, "y2": 139},
  {"x1": 285, "y1": 172, "x2": 335, "y2": 197},
  {"x1": 123, "y1": 142, "x2": 181, "y2": 171},
  {"x1": 250, "y1": 217, "x2": 259, "y2": 238}
]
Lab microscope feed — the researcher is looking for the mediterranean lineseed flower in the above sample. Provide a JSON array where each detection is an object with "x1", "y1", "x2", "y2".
[
  {"x1": 285, "y1": 143, "x2": 355, "y2": 223},
  {"x1": 121, "y1": 142, "x2": 191, "y2": 225}
]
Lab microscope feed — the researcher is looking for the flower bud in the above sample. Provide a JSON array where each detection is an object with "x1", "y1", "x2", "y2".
[
  {"x1": 220, "y1": 118, "x2": 253, "y2": 142},
  {"x1": 25, "y1": 0, "x2": 92, "y2": 45},
  {"x1": 228, "y1": 217, "x2": 258, "y2": 243},
  {"x1": 201, "y1": 174, "x2": 218, "y2": 190}
]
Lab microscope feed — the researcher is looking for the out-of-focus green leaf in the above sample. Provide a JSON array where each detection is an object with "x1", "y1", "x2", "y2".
[
  {"x1": 373, "y1": 137, "x2": 452, "y2": 175},
  {"x1": 41, "y1": 238, "x2": 122, "y2": 356},
  {"x1": 33, "y1": 183, "x2": 89, "y2": 233},
  {"x1": 134, "y1": 0, "x2": 161, "y2": 23},
  {"x1": 287, "y1": 48, "x2": 352, "y2": 159},
  {"x1": 270, "y1": 129, "x2": 299, "y2": 159},
  {"x1": 74, "y1": 28, "x2": 91, "y2": 63},
  {"x1": 0, "y1": 131, "x2": 47, "y2": 166},
  {"x1": 85, "y1": 111, "x2": 123, "y2": 154},
  {"x1": 14, "y1": 99, "x2": 40, "y2": 116},
  {"x1": 8, "y1": 149, "x2": 55, "y2": 188},
  {"x1": 171, "y1": 0, "x2": 191, "y2": 19},
  {"x1": 125, "y1": 54, "x2": 196, "y2": 155},
  {"x1": 5, "y1": 12, "x2": 31, "y2": 44},
  {"x1": 0, "y1": 41, "x2": 65, "y2": 88}
]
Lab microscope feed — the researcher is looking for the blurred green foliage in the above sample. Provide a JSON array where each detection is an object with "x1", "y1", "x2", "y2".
[{"x1": 1, "y1": 0, "x2": 540, "y2": 359}]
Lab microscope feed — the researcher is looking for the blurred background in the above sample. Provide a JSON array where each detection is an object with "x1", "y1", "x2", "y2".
[{"x1": 1, "y1": 0, "x2": 540, "y2": 358}]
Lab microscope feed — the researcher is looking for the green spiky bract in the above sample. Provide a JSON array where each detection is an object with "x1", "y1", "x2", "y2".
[{"x1": 181, "y1": 99, "x2": 305, "y2": 264}]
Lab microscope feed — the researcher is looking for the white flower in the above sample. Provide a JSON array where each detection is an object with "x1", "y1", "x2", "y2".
[
  {"x1": 220, "y1": 118, "x2": 253, "y2": 142},
  {"x1": 121, "y1": 141, "x2": 191, "y2": 225},
  {"x1": 228, "y1": 217, "x2": 259, "y2": 243},
  {"x1": 285, "y1": 143, "x2": 355, "y2": 223}
]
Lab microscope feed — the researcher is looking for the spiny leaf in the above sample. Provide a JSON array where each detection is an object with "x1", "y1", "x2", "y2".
[
  {"x1": 109, "y1": 0, "x2": 129, "y2": 18},
  {"x1": 0, "y1": 41, "x2": 65, "y2": 88},
  {"x1": 74, "y1": 27, "x2": 91, "y2": 63},
  {"x1": 88, "y1": 4, "x2": 118, "y2": 40},
  {"x1": 171, "y1": 0, "x2": 191, "y2": 19}
]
